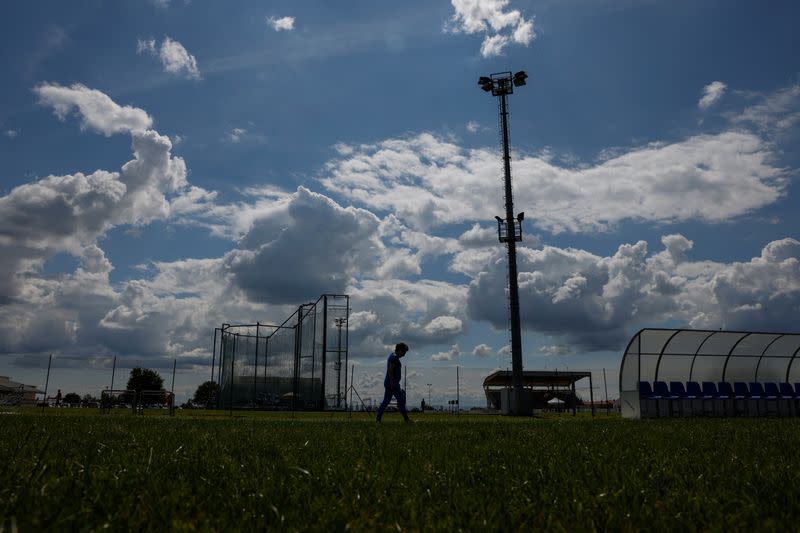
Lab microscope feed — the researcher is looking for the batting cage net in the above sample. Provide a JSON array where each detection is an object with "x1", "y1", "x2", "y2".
[{"x1": 213, "y1": 294, "x2": 349, "y2": 411}]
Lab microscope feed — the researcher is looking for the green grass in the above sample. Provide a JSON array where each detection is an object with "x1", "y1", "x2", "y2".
[{"x1": 1, "y1": 409, "x2": 799, "y2": 531}]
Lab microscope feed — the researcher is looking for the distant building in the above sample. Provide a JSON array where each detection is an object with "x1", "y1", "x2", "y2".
[
  {"x1": 0, "y1": 376, "x2": 43, "y2": 406},
  {"x1": 483, "y1": 370, "x2": 595, "y2": 414}
]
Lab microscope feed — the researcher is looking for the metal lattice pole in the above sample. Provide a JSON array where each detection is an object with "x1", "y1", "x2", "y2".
[
  {"x1": 500, "y1": 91, "x2": 524, "y2": 415},
  {"x1": 480, "y1": 71, "x2": 528, "y2": 415}
]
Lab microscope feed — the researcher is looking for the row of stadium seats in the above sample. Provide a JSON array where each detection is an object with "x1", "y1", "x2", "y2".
[{"x1": 639, "y1": 381, "x2": 800, "y2": 418}]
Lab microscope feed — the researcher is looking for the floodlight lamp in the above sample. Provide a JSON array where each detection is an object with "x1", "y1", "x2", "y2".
[
  {"x1": 478, "y1": 76, "x2": 492, "y2": 85},
  {"x1": 517, "y1": 212, "x2": 524, "y2": 221},
  {"x1": 481, "y1": 83, "x2": 493, "y2": 92},
  {"x1": 513, "y1": 71, "x2": 528, "y2": 87},
  {"x1": 495, "y1": 216, "x2": 503, "y2": 222}
]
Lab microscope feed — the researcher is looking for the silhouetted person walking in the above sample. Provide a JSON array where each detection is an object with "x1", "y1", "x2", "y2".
[{"x1": 376, "y1": 342, "x2": 411, "y2": 423}]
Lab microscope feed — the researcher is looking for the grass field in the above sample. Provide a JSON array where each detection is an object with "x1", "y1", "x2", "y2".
[{"x1": 1, "y1": 409, "x2": 799, "y2": 531}]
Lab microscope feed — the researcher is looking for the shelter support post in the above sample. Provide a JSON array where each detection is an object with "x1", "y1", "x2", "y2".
[
  {"x1": 571, "y1": 381, "x2": 576, "y2": 416},
  {"x1": 589, "y1": 374, "x2": 595, "y2": 417}
]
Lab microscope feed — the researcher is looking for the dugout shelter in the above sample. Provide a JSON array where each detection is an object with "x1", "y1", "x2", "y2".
[{"x1": 620, "y1": 328, "x2": 800, "y2": 419}]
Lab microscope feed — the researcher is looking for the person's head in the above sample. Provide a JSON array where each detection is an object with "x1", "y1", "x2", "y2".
[{"x1": 395, "y1": 342, "x2": 409, "y2": 357}]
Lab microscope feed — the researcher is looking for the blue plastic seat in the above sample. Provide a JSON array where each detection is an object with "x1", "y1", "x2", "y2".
[
  {"x1": 702, "y1": 381, "x2": 718, "y2": 397},
  {"x1": 717, "y1": 382, "x2": 734, "y2": 398},
  {"x1": 667, "y1": 381, "x2": 688, "y2": 416},
  {"x1": 733, "y1": 382, "x2": 750, "y2": 398},
  {"x1": 652, "y1": 381, "x2": 673, "y2": 417},
  {"x1": 669, "y1": 381, "x2": 686, "y2": 396},
  {"x1": 700, "y1": 382, "x2": 719, "y2": 416},
  {"x1": 750, "y1": 382, "x2": 768, "y2": 416},
  {"x1": 759, "y1": 382, "x2": 781, "y2": 417},
  {"x1": 680, "y1": 382, "x2": 703, "y2": 417},
  {"x1": 763, "y1": 382, "x2": 779, "y2": 398},
  {"x1": 734, "y1": 382, "x2": 758, "y2": 416},
  {"x1": 717, "y1": 382, "x2": 736, "y2": 416},
  {"x1": 638, "y1": 381, "x2": 657, "y2": 418},
  {"x1": 780, "y1": 383, "x2": 799, "y2": 417},
  {"x1": 653, "y1": 381, "x2": 671, "y2": 397}
]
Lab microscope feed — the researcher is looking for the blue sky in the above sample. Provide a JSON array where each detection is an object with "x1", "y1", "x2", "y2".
[{"x1": 1, "y1": 0, "x2": 799, "y2": 406}]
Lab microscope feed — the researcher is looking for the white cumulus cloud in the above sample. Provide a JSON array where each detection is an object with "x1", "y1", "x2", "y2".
[
  {"x1": 432, "y1": 344, "x2": 461, "y2": 361},
  {"x1": 729, "y1": 84, "x2": 800, "y2": 133},
  {"x1": 137, "y1": 37, "x2": 201, "y2": 80},
  {"x1": 0, "y1": 85, "x2": 216, "y2": 363},
  {"x1": 320, "y1": 131, "x2": 786, "y2": 234},
  {"x1": 480, "y1": 34, "x2": 510, "y2": 57},
  {"x1": 136, "y1": 38, "x2": 156, "y2": 54},
  {"x1": 267, "y1": 16, "x2": 295, "y2": 31},
  {"x1": 34, "y1": 83, "x2": 153, "y2": 136},
  {"x1": 446, "y1": 0, "x2": 535, "y2": 57},
  {"x1": 226, "y1": 127, "x2": 248, "y2": 143},
  {"x1": 471, "y1": 343, "x2": 493, "y2": 357},
  {"x1": 467, "y1": 235, "x2": 800, "y2": 351},
  {"x1": 698, "y1": 81, "x2": 727, "y2": 110}
]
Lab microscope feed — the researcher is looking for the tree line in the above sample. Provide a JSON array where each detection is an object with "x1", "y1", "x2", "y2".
[{"x1": 56, "y1": 367, "x2": 219, "y2": 408}]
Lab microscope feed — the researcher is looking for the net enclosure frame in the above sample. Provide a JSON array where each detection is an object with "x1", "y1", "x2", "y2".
[
  {"x1": 212, "y1": 294, "x2": 350, "y2": 411},
  {"x1": 620, "y1": 328, "x2": 800, "y2": 419}
]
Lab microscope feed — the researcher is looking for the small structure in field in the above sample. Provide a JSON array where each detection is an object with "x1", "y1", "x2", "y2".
[
  {"x1": 483, "y1": 370, "x2": 594, "y2": 415},
  {"x1": 0, "y1": 376, "x2": 43, "y2": 406}
]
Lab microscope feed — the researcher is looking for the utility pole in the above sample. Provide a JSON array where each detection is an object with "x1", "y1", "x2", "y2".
[
  {"x1": 170, "y1": 359, "x2": 177, "y2": 417},
  {"x1": 110, "y1": 355, "x2": 116, "y2": 391},
  {"x1": 479, "y1": 70, "x2": 529, "y2": 415},
  {"x1": 42, "y1": 353, "x2": 52, "y2": 409}
]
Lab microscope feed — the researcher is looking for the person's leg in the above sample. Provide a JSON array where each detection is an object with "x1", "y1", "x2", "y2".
[
  {"x1": 397, "y1": 389, "x2": 410, "y2": 422},
  {"x1": 376, "y1": 387, "x2": 393, "y2": 422}
]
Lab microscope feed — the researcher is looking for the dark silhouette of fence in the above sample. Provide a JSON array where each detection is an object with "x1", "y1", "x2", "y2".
[{"x1": 213, "y1": 294, "x2": 349, "y2": 411}]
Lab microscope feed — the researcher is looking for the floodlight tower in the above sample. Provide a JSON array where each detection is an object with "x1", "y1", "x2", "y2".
[
  {"x1": 334, "y1": 317, "x2": 347, "y2": 408},
  {"x1": 479, "y1": 70, "x2": 528, "y2": 415}
]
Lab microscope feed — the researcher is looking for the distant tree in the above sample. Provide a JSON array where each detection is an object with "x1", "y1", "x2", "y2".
[
  {"x1": 193, "y1": 381, "x2": 220, "y2": 406},
  {"x1": 63, "y1": 392, "x2": 81, "y2": 405},
  {"x1": 82, "y1": 393, "x2": 98, "y2": 404},
  {"x1": 126, "y1": 367, "x2": 164, "y2": 394}
]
